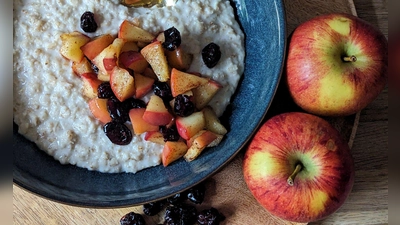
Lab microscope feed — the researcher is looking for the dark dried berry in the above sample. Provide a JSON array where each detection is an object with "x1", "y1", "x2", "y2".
[
  {"x1": 143, "y1": 200, "x2": 166, "y2": 216},
  {"x1": 186, "y1": 182, "x2": 206, "y2": 204},
  {"x1": 107, "y1": 97, "x2": 130, "y2": 123},
  {"x1": 153, "y1": 81, "x2": 173, "y2": 103},
  {"x1": 160, "y1": 125, "x2": 180, "y2": 142},
  {"x1": 97, "y1": 82, "x2": 114, "y2": 99},
  {"x1": 103, "y1": 121, "x2": 132, "y2": 145},
  {"x1": 197, "y1": 207, "x2": 225, "y2": 225},
  {"x1": 173, "y1": 94, "x2": 195, "y2": 117},
  {"x1": 164, "y1": 204, "x2": 197, "y2": 225},
  {"x1": 166, "y1": 192, "x2": 187, "y2": 205},
  {"x1": 123, "y1": 98, "x2": 147, "y2": 110},
  {"x1": 162, "y1": 27, "x2": 181, "y2": 51},
  {"x1": 202, "y1": 43, "x2": 221, "y2": 68},
  {"x1": 120, "y1": 211, "x2": 146, "y2": 225},
  {"x1": 80, "y1": 11, "x2": 98, "y2": 33}
]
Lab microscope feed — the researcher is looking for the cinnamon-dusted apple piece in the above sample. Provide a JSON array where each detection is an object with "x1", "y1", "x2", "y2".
[
  {"x1": 60, "y1": 31, "x2": 91, "y2": 63},
  {"x1": 162, "y1": 140, "x2": 188, "y2": 167},
  {"x1": 118, "y1": 20, "x2": 155, "y2": 42},
  {"x1": 81, "y1": 33, "x2": 114, "y2": 61},
  {"x1": 170, "y1": 68, "x2": 208, "y2": 97},
  {"x1": 140, "y1": 41, "x2": 170, "y2": 82}
]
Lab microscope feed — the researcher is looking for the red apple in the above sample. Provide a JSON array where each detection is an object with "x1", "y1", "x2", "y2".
[
  {"x1": 175, "y1": 111, "x2": 205, "y2": 140},
  {"x1": 142, "y1": 95, "x2": 174, "y2": 126},
  {"x1": 243, "y1": 112, "x2": 354, "y2": 223},
  {"x1": 81, "y1": 33, "x2": 115, "y2": 61},
  {"x1": 286, "y1": 13, "x2": 388, "y2": 116},
  {"x1": 119, "y1": 50, "x2": 149, "y2": 73}
]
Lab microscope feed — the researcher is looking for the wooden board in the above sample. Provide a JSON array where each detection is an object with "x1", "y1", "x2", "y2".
[{"x1": 13, "y1": 0, "x2": 363, "y2": 224}]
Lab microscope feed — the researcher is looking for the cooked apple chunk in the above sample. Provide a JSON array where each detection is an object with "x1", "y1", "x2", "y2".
[
  {"x1": 109, "y1": 66, "x2": 136, "y2": 102},
  {"x1": 143, "y1": 95, "x2": 174, "y2": 126},
  {"x1": 92, "y1": 38, "x2": 125, "y2": 81},
  {"x1": 88, "y1": 97, "x2": 112, "y2": 124},
  {"x1": 184, "y1": 130, "x2": 221, "y2": 162},
  {"x1": 129, "y1": 108, "x2": 159, "y2": 135},
  {"x1": 170, "y1": 68, "x2": 208, "y2": 97},
  {"x1": 60, "y1": 31, "x2": 91, "y2": 62},
  {"x1": 162, "y1": 140, "x2": 188, "y2": 166},
  {"x1": 192, "y1": 79, "x2": 222, "y2": 110},
  {"x1": 202, "y1": 106, "x2": 227, "y2": 135},
  {"x1": 118, "y1": 20, "x2": 155, "y2": 42},
  {"x1": 72, "y1": 57, "x2": 94, "y2": 77},
  {"x1": 81, "y1": 72, "x2": 103, "y2": 99},
  {"x1": 81, "y1": 33, "x2": 115, "y2": 61},
  {"x1": 175, "y1": 111, "x2": 206, "y2": 140},
  {"x1": 165, "y1": 46, "x2": 193, "y2": 71},
  {"x1": 140, "y1": 41, "x2": 170, "y2": 82}
]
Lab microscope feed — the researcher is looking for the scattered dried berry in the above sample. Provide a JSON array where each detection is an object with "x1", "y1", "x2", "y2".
[
  {"x1": 186, "y1": 182, "x2": 206, "y2": 204},
  {"x1": 107, "y1": 97, "x2": 130, "y2": 123},
  {"x1": 166, "y1": 192, "x2": 187, "y2": 205},
  {"x1": 160, "y1": 125, "x2": 180, "y2": 142},
  {"x1": 103, "y1": 121, "x2": 132, "y2": 145},
  {"x1": 153, "y1": 81, "x2": 173, "y2": 103},
  {"x1": 123, "y1": 97, "x2": 147, "y2": 110},
  {"x1": 197, "y1": 207, "x2": 225, "y2": 225},
  {"x1": 120, "y1": 212, "x2": 146, "y2": 225},
  {"x1": 143, "y1": 200, "x2": 166, "y2": 216},
  {"x1": 97, "y1": 82, "x2": 114, "y2": 99},
  {"x1": 202, "y1": 43, "x2": 221, "y2": 68},
  {"x1": 80, "y1": 11, "x2": 98, "y2": 33},
  {"x1": 164, "y1": 204, "x2": 197, "y2": 225},
  {"x1": 162, "y1": 27, "x2": 181, "y2": 51},
  {"x1": 173, "y1": 94, "x2": 195, "y2": 117}
]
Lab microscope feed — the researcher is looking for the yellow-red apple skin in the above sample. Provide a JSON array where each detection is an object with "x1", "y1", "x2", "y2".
[
  {"x1": 243, "y1": 112, "x2": 354, "y2": 223},
  {"x1": 81, "y1": 34, "x2": 114, "y2": 61},
  {"x1": 286, "y1": 13, "x2": 388, "y2": 116}
]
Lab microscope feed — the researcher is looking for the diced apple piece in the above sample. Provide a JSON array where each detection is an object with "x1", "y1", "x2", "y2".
[
  {"x1": 60, "y1": 31, "x2": 91, "y2": 62},
  {"x1": 81, "y1": 72, "x2": 103, "y2": 99},
  {"x1": 121, "y1": 41, "x2": 139, "y2": 53},
  {"x1": 119, "y1": 51, "x2": 149, "y2": 73},
  {"x1": 129, "y1": 108, "x2": 159, "y2": 134},
  {"x1": 202, "y1": 106, "x2": 228, "y2": 135},
  {"x1": 88, "y1": 97, "x2": 112, "y2": 124},
  {"x1": 192, "y1": 79, "x2": 222, "y2": 110},
  {"x1": 118, "y1": 20, "x2": 155, "y2": 42},
  {"x1": 184, "y1": 130, "x2": 220, "y2": 162},
  {"x1": 144, "y1": 131, "x2": 165, "y2": 145},
  {"x1": 162, "y1": 141, "x2": 188, "y2": 167},
  {"x1": 143, "y1": 95, "x2": 174, "y2": 126},
  {"x1": 142, "y1": 67, "x2": 158, "y2": 80},
  {"x1": 134, "y1": 73, "x2": 155, "y2": 98},
  {"x1": 175, "y1": 111, "x2": 205, "y2": 140},
  {"x1": 155, "y1": 32, "x2": 165, "y2": 43},
  {"x1": 165, "y1": 47, "x2": 193, "y2": 71},
  {"x1": 92, "y1": 38, "x2": 125, "y2": 81},
  {"x1": 80, "y1": 34, "x2": 114, "y2": 61},
  {"x1": 140, "y1": 41, "x2": 170, "y2": 82},
  {"x1": 170, "y1": 68, "x2": 209, "y2": 97},
  {"x1": 72, "y1": 57, "x2": 94, "y2": 76},
  {"x1": 109, "y1": 66, "x2": 135, "y2": 102}
]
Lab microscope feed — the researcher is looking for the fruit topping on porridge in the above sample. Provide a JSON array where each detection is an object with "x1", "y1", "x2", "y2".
[{"x1": 60, "y1": 17, "x2": 228, "y2": 166}]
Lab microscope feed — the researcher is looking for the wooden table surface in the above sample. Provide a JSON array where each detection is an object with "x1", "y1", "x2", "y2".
[{"x1": 13, "y1": 0, "x2": 388, "y2": 224}]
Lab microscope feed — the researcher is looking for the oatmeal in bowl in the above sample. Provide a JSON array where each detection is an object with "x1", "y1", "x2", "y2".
[{"x1": 13, "y1": 0, "x2": 245, "y2": 173}]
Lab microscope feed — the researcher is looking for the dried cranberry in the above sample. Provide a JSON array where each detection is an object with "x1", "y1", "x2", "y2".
[
  {"x1": 103, "y1": 121, "x2": 132, "y2": 145},
  {"x1": 164, "y1": 204, "x2": 197, "y2": 225},
  {"x1": 80, "y1": 11, "x2": 98, "y2": 33},
  {"x1": 143, "y1": 200, "x2": 166, "y2": 216},
  {"x1": 202, "y1": 43, "x2": 221, "y2": 68},
  {"x1": 159, "y1": 125, "x2": 180, "y2": 142},
  {"x1": 197, "y1": 207, "x2": 225, "y2": 225},
  {"x1": 153, "y1": 81, "x2": 173, "y2": 103},
  {"x1": 166, "y1": 192, "x2": 187, "y2": 205},
  {"x1": 97, "y1": 82, "x2": 114, "y2": 99},
  {"x1": 123, "y1": 98, "x2": 147, "y2": 110},
  {"x1": 186, "y1": 182, "x2": 206, "y2": 204},
  {"x1": 107, "y1": 97, "x2": 130, "y2": 123},
  {"x1": 173, "y1": 94, "x2": 195, "y2": 117},
  {"x1": 120, "y1": 211, "x2": 146, "y2": 225},
  {"x1": 162, "y1": 27, "x2": 181, "y2": 51}
]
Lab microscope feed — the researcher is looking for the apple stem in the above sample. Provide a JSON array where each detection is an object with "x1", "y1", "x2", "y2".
[
  {"x1": 343, "y1": 55, "x2": 357, "y2": 62},
  {"x1": 287, "y1": 164, "x2": 303, "y2": 186}
]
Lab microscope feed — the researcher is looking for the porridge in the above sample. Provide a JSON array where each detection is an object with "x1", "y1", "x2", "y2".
[{"x1": 13, "y1": 0, "x2": 245, "y2": 173}]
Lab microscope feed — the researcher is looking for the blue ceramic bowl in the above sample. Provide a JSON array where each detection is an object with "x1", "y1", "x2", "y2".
[{"x1": 13, "y1": 0, "x2": 286, "y2": 207}]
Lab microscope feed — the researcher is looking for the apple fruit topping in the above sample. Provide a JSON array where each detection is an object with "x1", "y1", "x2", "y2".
[
  {"x1": 170, "y1": 68, "x2": 209, "y2": 97},
  {"x1": 109, "y1": 66, "x2": 136, "y2": 102},
  {"x1": 80, "y1": 33, "x2": 114, "y2": 61},
  {"x1": 286, "y1": 13, "x2": 388, "y2": 116},
  {"x1": 59, "y1": 19, "x2": 228, "y2": 163},
  {"x1": 59, "y1": 31, "x2": 91, "y2": 63},
  {"x1": 140, "y1": 41, "x2": 170, "y2": 82},
  {"x1": 243, "y1": 112, "x2": 355, "y2": 223}
]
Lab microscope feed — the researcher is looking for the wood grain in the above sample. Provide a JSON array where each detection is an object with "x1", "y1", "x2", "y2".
[{"x1": 13, "y1": 0, "x2": 388, "y2": 224}]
